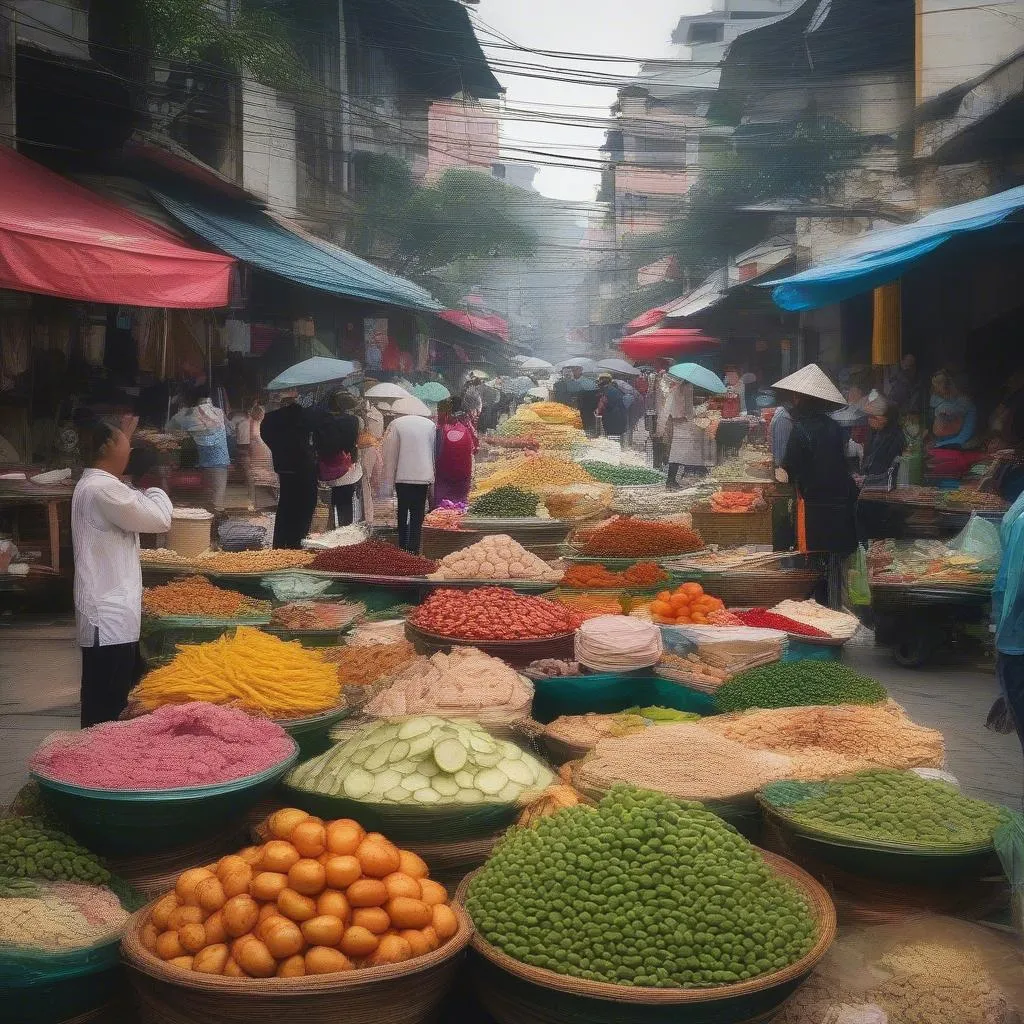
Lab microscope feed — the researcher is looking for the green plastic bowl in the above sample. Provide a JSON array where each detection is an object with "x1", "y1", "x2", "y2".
[
  {"x1": 531, "y1": 674, "x2": 716, "y2": 725},
  {"x1": 275, "y1": 706, "x2": 352, "y2": 760},
  {"x1": 32, "y1": 745, "x2": 299, "y2": 856}
]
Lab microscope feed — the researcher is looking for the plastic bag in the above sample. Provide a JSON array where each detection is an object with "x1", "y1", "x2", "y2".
[
  {"x1": 218, "y1": 518, "x2": 268, "y2": 551},
  {"x1": 994, "y1": 811, "x2": 1024, "y2": 934},
  {"x1": 949, "y1": 514, "x2": 1002, "y2": 566},
  {"x1": 776, "y1": 914, "x2": 1024, "y2": 1024},
  {"x1": 848, "y1": 544, "x2": 871, "y2": 607}
]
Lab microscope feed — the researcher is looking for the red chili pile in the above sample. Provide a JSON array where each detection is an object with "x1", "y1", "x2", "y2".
[
  {"x1": 734, "y1": 608, "x2": 830, "y2": 637},
  {"x1": 309, "y1": 540, "x2": 436, "y2": 576},
  {"x1": 410, "y1": 587, "x2": 581, "y2": 640}
]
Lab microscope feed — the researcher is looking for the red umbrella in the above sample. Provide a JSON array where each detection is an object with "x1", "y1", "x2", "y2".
[
  {"x1": 438, "y1": 309, "x2": 510, "y2": 342},
  {"x1": 625, "y1": 307, "x2": 666, "y2": 333},
  {"x1": 619, "y1": 328, "x2": 719, "y2": 360}
]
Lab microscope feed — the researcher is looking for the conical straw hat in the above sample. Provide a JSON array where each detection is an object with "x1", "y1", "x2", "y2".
[{"x1": 771, "y1": 364, "x2": 846, "y2": 406}]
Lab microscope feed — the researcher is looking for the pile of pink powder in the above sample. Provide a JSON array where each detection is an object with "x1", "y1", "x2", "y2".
[{"x1": 30, "y1": 703, "x2": 295, "y2": 790}]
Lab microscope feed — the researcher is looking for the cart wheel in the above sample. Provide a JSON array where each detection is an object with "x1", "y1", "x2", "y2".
[{"x1": 892, "y1": 632, "x2": 933, "y2": 668}]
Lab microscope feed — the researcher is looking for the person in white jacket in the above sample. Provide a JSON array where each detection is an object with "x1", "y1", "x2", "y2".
[
  {"x1": 381, "y1": 410, "x2": 436, "y2": 552},
  {"x1": 72, "y1": 414, "x2": 172, "y2": 725}
]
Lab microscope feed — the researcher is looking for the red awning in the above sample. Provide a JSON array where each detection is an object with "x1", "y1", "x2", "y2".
[
  {"x1": 619, "y1": 328, "x2": 720, "y2": 360},
  {"x1": 0, "y1": 148, "x2": 235, "y2": 307},
  {"x1": 625, "y1": 307, "x2": 666, "y2": 333},
  {"x1": 438, "y1": 309, "x2": 510, "y2": 342}
]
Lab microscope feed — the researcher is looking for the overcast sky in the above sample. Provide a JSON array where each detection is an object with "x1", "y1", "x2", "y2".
[{"x1": 474, "y1": 0, "x2": 710, "y2": 202}]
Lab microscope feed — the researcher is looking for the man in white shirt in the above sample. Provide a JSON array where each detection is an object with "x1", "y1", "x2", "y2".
[
  {"x1": 72, "y1": 415, "x2": 172, "y2": 725},
  {"x1": 381, "y1": 411, "x2": 436, "y2": 552}
]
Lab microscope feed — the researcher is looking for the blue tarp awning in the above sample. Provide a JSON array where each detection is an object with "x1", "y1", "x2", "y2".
[
  {"x1": 150, "y1": 185, "x2": 442, "y2": 314},
  {"x1": 767, "y1": 184, "x2": 1024, "y2": 311}
]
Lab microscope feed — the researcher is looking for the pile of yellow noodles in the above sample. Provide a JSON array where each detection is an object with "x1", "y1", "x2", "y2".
[{"x1": 130, "y1": 627, "x2": 340, "y2": 718}]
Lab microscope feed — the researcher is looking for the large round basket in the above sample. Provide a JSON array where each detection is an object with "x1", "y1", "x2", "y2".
[
  {"x1": 32, "y1": 747, "x2": 299, "y2": 857},
  {"x1": 405, "y1": 621, "x2": 574, "y2": 667},
  {"x1": 120, "y1": 900, "x2": 472, "y2": 1024},
  {"x1": 455, "y1": 854, "x2": 836, "y2": 1024},
  {"x1": 277, "y1": 781, "x2": 523, "y2": 843},
  {"x1": 757, "y1": 799, "x2": 1000, "y2": 884}
]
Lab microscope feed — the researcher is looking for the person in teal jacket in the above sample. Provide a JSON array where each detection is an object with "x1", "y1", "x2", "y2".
[{"x1": 992, "y1": 489, "x2": 1024, "y2": 750}]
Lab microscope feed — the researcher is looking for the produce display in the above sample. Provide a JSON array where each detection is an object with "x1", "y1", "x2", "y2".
[
  {"x1": 541, "y1": 483, "x2": 613, "y2": 521},
  {"x1": 309, "y1": 540, "x2": 436, "y2": 577},
  {"x1": 270, "y1": 600, "x2": 364, "y2": 632},
  {"x1": 422, "y1": 506, "x2": 467, "y2": 531},
  {"x1": 708, "y1": 490, "x2": 763, "y2": 514},
  {"x1": 762, "y1": 771, "x2": 1005, "y2": 848},
  {"x1": 138, "y1": 810, "x2": 461, "y2": 975},
  {"x1": 771, "y1": 600, "x2": 860, "y2": 640},
  {"x1": 940, "y1": 488, "x2": 1007, "y2": 511},
  {"x1": 143, "y1": 576, "x2": 265, "y2": 619},
  {"x1": 287, "y1": 718, "x2": 553, "y2": 806},
  {"x1": 526, "y1": 401, "x2": 583, "y2": 427},
  {"x1": 522, "y1": 658, "x2": 581, "y2": 679},
  {"x1": 29, "y1": 703, "x2": 295, "y2": 790},
  {"x1": 516, "y1": 785, "x2": 582, "y2": 828},
  {"x1": 473, "y1": 454, "x2": 594, "y2": 494},
  {"x1": 427, "y1": 535, "x2": 561, "y2": 582},
  {"x1": 139, "y1": 548, "x2": 195, "y2": 569},
  {"x1": 468, "y1": 487, "x2": 542, "y2": 518},
  {"x1": 733, "y1": 609, "x2": 830, "y2": 637},
  {"x1": 572, "y1": 516, "x2": 703, "y2": 557},
  {"x1": 130, "y1": 627, "x2": 341, "y2": 718},
  {"x1": 610, "y1": 487, "x2": 701, "y2": 518},
  {"x1": 410, "y1": 587, "x2": 579, "y2": 641},
  {"x1": 647, "y1": 582, "x2": 727, "y2": 625},
  {"x1": 345, "y1": 619, "x2": 408, "y2": 646},
  {"x1": 576, "y1": 724, "x2": 794, "y2": 802},
  {"x1": 483, "y1": 435, "x2": 540, "y2": 452},
  {"x1": 867, "y1": 537, "x2": 998, "y2": 587},
  {"x1": 0, "y1": 878, "x2": 131, "y2": 950},
  {"x1": 702, "y1": 705, "x2": 945, "y2": 780},
  {"x1": 656, "y1": 650, "x2": 731, "y2": 689},
  {"x1": 715, "y1": 661, "x2": 888, "y2": 713},
  {"x1": 466, "y1": 786, "x2": 817, "y2": 987},
  {"x1": 365, "y1": 647, "x2": 533, "y2": 721},
  {"x1": 195, "y1": 549, "x2": 315, "y2": 573},
  {"x1": 0, "y1": 817, "x2": 111, "y2": 884},
  {"x1": 321, "y1": 641, "x2": 417, "y2": 688},
  {"x1": 776, "y1": 916, "x2": 1022, "y2": 1024},
  {"x1": 576, "y1": 461, "x2": 664, "y2": 485},
  {"x1": 574, "y1": 615, "x2": 663, "y2": 672},
  {"x1": 302, "y1": 523, "x2": 372, "y2": 549},
  {"x1": 544, "y1": 709, "x2": 701, "y2": 752},
  {"x1": 560, "y1": 561, "x2": 667, "y2": 589}
]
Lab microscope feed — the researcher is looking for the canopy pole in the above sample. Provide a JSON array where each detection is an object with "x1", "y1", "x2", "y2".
[{"x1": 871, "y1": 280, "x2": 901, "y2": 366}]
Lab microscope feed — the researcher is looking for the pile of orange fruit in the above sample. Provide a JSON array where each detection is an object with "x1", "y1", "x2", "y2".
[{"x1": 648, "y1": 582, "x2": 725, "y2": 625}]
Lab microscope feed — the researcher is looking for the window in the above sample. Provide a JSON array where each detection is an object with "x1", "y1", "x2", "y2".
[{"x1": 688, "y1": 23, "x2": 724, "y2": 44}]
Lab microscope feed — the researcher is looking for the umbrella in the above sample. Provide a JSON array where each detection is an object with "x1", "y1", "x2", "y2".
[
  {"x1": 412, "y1": 381, "x2": 450, "y2": 403},
  {"x1": 668, "y1": 363, "x2": 727, "y2": 395},
  {"x1": 525, "y1": 385, "x2": 549, "y2": 400},
  {"x1": 563, "y1": 376, "x2": 597, "y2": 394},
  {"x1": 625, "y1": 308, "x2": 666, "y2": 333},
  {"x1": 772, "y1": 364, "x2": 846, "y2": 406},
  {"x1": 598, "y1": 358, "x2": 641, "y2": 377},
  {"x1": 390, "y1": 395, "x2": 432, "y2": 417},
  {"x1": 267, "y1": 357, "x2": 358, "y2": 391},
  {"x1": 619, "y1": 329, "x2": 719, "y2": 361},
  {"x1": 557, "y1": 357, "x2": 598, "y2": 372},
  {"x1": 519, "y1": 357, "x2": 554, "y2": 372},
  {"x1": 365, "y1": 382, "x2": 412, "y2": 400}
]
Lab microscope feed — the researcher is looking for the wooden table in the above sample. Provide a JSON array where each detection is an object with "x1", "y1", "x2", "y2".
[{"x1": 0, "y1": 483, "x2": 74, "y2": 574}]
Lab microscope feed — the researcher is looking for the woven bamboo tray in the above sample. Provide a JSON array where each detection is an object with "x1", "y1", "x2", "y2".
[
  {"x1": 121, "y1": 900, "x2": 472, "y2": 1024},
  {"x1": 757, "y1": 798, "x2": 1000, "y2": 884},
  {"x1": 404, "y1": 620, "x2": 575, "y2": 667},
  {"x1": 455, "y1": 856, "x2": 836, "y2": 1024}
]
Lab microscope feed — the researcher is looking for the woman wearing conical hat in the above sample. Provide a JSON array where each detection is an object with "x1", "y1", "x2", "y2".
[{"x1": 773, "y1": 364, "x2": 858, "y2": 609}]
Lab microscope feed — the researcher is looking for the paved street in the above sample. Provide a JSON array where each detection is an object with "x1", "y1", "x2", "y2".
[{"x1": 2, "y1": 633, "x2": 1021, "y2": 811}]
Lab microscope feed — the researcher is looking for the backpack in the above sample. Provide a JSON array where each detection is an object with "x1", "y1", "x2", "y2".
[{"x1": 436, "y1": 419, "x2": 475, "y2": 481}]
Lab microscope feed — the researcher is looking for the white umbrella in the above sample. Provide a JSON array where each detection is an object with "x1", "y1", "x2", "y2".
[
  {"x1": 597, "y1": 358, "x2": 641, "y2": 377},
  {"x1": 390, "y1": 395, "x2": 433, "y2": 417},
  {"x1": 519, "y1": 356, "x2": 554, "y2": 372},
  {"x1": 556, "y1": 357, "x2": 598, "y2": 373},
  {"x1": 365, "y1": 382, "x2": 412, "y2": 400},
  {"x1": 266, "y1": 357, "x2": 358, "y2": 391}
]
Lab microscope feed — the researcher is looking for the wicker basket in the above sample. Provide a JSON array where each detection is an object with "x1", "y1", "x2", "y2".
[
  {"x1": 404, "y1": 621, "x2": 574, "y2": 668},
  {"x1": 689, "y1": 503, "x2": 772, "y2": 548},
  {"x1": 121, "y1": 900, "x2": 472, "y2": 1024},
  {"x1": 455, "y1": 856, "x2": 836, "y2": 1024},
  {"x1": 408, "y1": 831, "x2": 506, "y2": 891}
]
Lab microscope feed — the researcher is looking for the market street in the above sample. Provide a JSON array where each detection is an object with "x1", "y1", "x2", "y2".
[{"x1": 3, "y1": 634, "x2": 1021, "y2": 811}]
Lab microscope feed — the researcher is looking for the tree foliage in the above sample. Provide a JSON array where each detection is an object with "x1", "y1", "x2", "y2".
[{"x1": 349, "y1": 154, "x2": 538, "y2": 296}]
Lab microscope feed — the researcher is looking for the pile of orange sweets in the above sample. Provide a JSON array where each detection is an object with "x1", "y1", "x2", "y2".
[{"x1": 647, "y1": 582, "x2": 733, "y2": 625}]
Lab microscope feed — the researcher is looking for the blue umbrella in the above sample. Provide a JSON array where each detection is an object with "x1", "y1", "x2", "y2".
[
  {"x1": 667, "y1": 363, "x2": 727, "y2": 394},
  {"x1": 267, "y1": 357, "x2": 358, "y2": 391},
  {"x1": 413, "y1": 381, "x2": 451, "y2": 403}
]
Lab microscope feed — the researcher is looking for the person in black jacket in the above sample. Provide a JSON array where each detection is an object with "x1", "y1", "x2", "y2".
[
  {"x1": 313, "y1": 392, "x2": 361, "y2": 528},
  {"x1": 260, "y1": 390, "x2": 317, "y2": 549},
  {"x1": 860, "y1": 398, "x2": 906, "y2": 481},
  {"x1": 775, "y1": 366, "x2": 858, "y2": 609}
]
